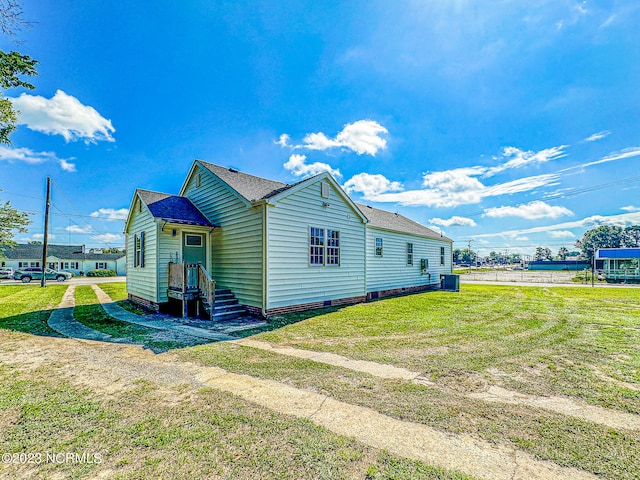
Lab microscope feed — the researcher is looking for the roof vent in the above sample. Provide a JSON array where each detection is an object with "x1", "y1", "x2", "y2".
[
  {"x1": 228, "y1": 168, "x2": 239, "y2": 173},
  {"x1": 366, "y1": 205, "x2": 372, "y2": 209}
]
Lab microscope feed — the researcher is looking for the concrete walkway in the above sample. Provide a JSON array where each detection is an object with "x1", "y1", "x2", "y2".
[
  {"x1": 47, "y1": 285, "x2": 114, "y2": 342},
  {"x1": 91, "y1": 285, "x2": 234, "y2": 341},
  {"x1": 233, "y1": 338, "x2": 640, "y2": 432}
]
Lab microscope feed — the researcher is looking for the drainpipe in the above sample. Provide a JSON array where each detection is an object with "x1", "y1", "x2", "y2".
[{"x1": 261, "y1": 201, "x2": 268, "y2": 318}]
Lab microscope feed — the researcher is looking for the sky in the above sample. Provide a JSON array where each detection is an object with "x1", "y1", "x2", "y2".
[{"x1": 1, "y1": 0, "x2": 639, "y2": 257}]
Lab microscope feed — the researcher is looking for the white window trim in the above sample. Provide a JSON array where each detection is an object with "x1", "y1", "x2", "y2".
[
  {"x1": 309, "y1": 227, "x2": 340, "y2": 267},
  {"x1": 375, "y1": 237, "x2": 383, "y2": 257}
]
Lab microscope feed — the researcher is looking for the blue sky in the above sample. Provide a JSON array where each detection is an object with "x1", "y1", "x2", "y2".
[{"x1": 1, "y1": 0, "x2": 639, "y2": 257}]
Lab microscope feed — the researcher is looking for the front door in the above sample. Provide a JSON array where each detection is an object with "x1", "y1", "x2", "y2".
[{"x1": 183, "y1": 233, "x2": 206, "y2": 266}]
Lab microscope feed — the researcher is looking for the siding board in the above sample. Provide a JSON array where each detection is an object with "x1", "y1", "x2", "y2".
[
  {"x1": 365, "y1": 226, "x2": 451, "y2": 292},
  {"x1": 183, "y1": 167, "x2": 263, "y2": 307},
  {"x1": 125, "y1": 198, "x2": 158, "y2": 302},
  {"x1": 266, "y1": 180, "x2": 366, "y2": 309}
]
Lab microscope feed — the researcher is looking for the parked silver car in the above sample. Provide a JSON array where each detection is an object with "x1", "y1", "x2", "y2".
[{"x1": 0, "y1": 267, "x2": 14, "y2": 279}]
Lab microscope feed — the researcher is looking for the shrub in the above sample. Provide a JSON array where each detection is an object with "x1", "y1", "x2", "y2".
[{"x1": 86, "y1": 269, "x2": 117, "y2": 277}]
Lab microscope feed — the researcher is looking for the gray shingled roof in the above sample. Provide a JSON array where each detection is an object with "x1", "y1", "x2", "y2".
[
  {"x1": 138, "y1": 189, "x2": 212, "y2": 227},
  {"x1": 356, "y1": 204, "x2": 451, "y2": 241},
  {"x1": 196, "y1": 161, "x2": 450, "y2": 241},
  {"x1": 198, "y1": 161, "x2": 290, "y2": 202},
  {"x1": 0, "y1": 244, "x2": 124, "y2": 260}
]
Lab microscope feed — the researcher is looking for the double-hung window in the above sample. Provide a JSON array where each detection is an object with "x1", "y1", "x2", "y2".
[
  {"x1": 375, "y1": 238, "x2": 383, "y2": 257},
  {"x1": 407, "y1": 242, "x2": 414, "y2": 265},
  {"x1": 134, "y1": 231, "x2": 146, "y2": 267},
  {"x1": 326, "y1": 230, "x2": 340, "y2": 265},
  {"x1": 309, "y1": 227, "x2": 325, "y2": 265},
  {"x1": 440, "y1": 246, "x2": 445, "y2": 266},
  {"x1": 309, "y1": 227, "x2": 340, "y2": 266}
]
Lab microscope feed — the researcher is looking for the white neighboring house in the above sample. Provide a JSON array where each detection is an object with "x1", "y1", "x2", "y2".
[
  {"x1": 124, "y1": 160, "x2": 453, "y2": 317},
  {"x1": 0, "y1": 244, "x2": 126, "y2": 276}
]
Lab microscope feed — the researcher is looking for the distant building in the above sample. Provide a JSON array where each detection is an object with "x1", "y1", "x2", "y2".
[
  {"x1": 596, "y1": 248, "x2": 640, "y2": 283},
  {"x1": 0, "y1": 244, "x2": 126, "y2": 276},
  {"x1": 528, "y1": 260, "x2": 591, "y2": 271}
]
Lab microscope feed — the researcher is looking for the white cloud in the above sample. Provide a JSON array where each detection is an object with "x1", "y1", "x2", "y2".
[
  {"x1": 280, "y1": 120, "x2": 388, "y2": 156},
  {"x1": 483, "y1": 201, "x2": 573, "y2": 220},
  {"x1": 548, "y1": 230, "x2": 575, "y2": 239},
  {"x1": 0, "y1": 146, "x2": 61, "y2": 164},
  {"x1": 91, "y1": 233, "x2": 123, "y2": 244},
  {"x1": 485, "y1": 145, "x2": 567, "y2": 176},
  {"x1": 10, "y1": 90, "x2": 115, "y2": 143},
  {"x1": 58, "y1": 159, "x2": 77, "y2": 172},
  {"x1": 429, "y1": 216, "x2": 477, "y2": 227},
  {"x1": 90, "y1": 208, "x2": 129, "y2": 221},
  {"x1": 284, "y1": 154, "x2": 341, "y2": 178},
  {"x1": 428, "y1": 225, "x2": 446, "y2": 236},
  {"x1": 65, "y1": 225, "x2": 93, "y2": 234},
  {"x1": 575, "y1": 147, "x2": 640, "y2": 169},
  {"x1": 343, "y1": 173, "x2": 402, "y2": 197},
  {"x1": 514, "y1": 236, "x2": 529, "y2": 241},
  {"x1": 621, "y1": 205, "x2": 640, "y2": 212},
  {"x1": 472, "y1": 211, "x2": 640, "y2": 239},
  {"x1": 20, "y1": 233, "x2": 55, "y2": 242},
  {"x1": 584, "y1": 130, "x2": 611, "y2": 142},
  {"x1": 368, "y1": 170, "x2": 559, "y2": 208},
  {"x1": 275, "y1": 133, "x2": 290, "y2": 147},
  {"x1": 483, "y1": 173, "x2": 561, "y2": 196}
]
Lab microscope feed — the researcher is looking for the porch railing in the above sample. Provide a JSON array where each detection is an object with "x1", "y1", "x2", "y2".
[
  {"x1": 198, "y1": 264, "x2": 215, "y2": 308},
  {"x1": 603, "y1": 268, "x2": 640, "y2": 281},
  {"x1": 168, "y1": 262, "x2": 216, "y2": 313}
]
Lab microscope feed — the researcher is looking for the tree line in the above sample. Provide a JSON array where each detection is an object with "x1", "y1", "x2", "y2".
[{"x1": 454, "y1": 225, "x2": 640, "y2": 265}]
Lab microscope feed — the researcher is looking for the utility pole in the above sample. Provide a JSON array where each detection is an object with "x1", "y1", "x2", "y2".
[
  {"x1": 41, "y1": 177, "x2": 51, "y2": 288},
  {"x1": 467, "y1": 239, "x2": 473, "y2": 273}
]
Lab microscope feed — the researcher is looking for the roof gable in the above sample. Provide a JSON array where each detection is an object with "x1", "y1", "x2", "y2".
[
  {"x1": 266, "y1": 172, "x2": 369, "y2": 223},
  {"x1": 137, "y1": 189, "x2": 212, "y2": 227},
  {"x1": 191, "y1": 161, "x2": 289, "y2": 203}
]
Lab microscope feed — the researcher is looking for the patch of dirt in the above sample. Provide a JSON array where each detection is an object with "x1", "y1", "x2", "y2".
[{"x1": 435, "y1": 369, "x2": 488, "y2": 393}]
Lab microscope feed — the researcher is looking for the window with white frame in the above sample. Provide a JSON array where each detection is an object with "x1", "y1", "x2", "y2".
[
  {"x1": 309, "y1": 227, "x2": 325, "y2": 265},
  {"x1": 440, "y1": 246, "x2": 445, "y2": 266},
  {"x1": 62, "y1": 262, "x2": 79, "y2": 270},
  {"x1": 407, "y1": 242, "x2": 414, "y2": 265},
  {"x1": 375, "y1": 237, "x2": 383, "y2": 257},
  {"x1": 309, "y1": 227, "x2": 341, "y2": 266},
  {"x1": 19, "y1": 262, "x2": 39, "y2": 268},
  {"x1": 134, "y1": 231, "x2": 145, "y2": 267},
  {"x1": 96, "y1": 262, "x2": 108, "y2": 269},
  {"x1": 326, "y1": 230, "x2": 340, "y2": 265}
]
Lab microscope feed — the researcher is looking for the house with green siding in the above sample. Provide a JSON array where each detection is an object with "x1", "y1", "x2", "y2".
[{"x1": 124, "y1": 160, "x2": 453, "y2": 318}]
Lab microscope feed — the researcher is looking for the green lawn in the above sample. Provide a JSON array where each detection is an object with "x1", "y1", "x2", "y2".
[
  {"x1": 0, "y1": 284, "x2": 66, "y2": 336},
  {"x1": 180, "y1": 284, "x2": 640, "y2": 479},
  {"x1": 0, "y1": 283, "x2": 467, "y2": 479},
  {"x1": 1, "y1": 283, "x2": 638, "y2": 479},
  {"x1": 73, "y1": 285, "x2": 208, "y2": 352}
]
